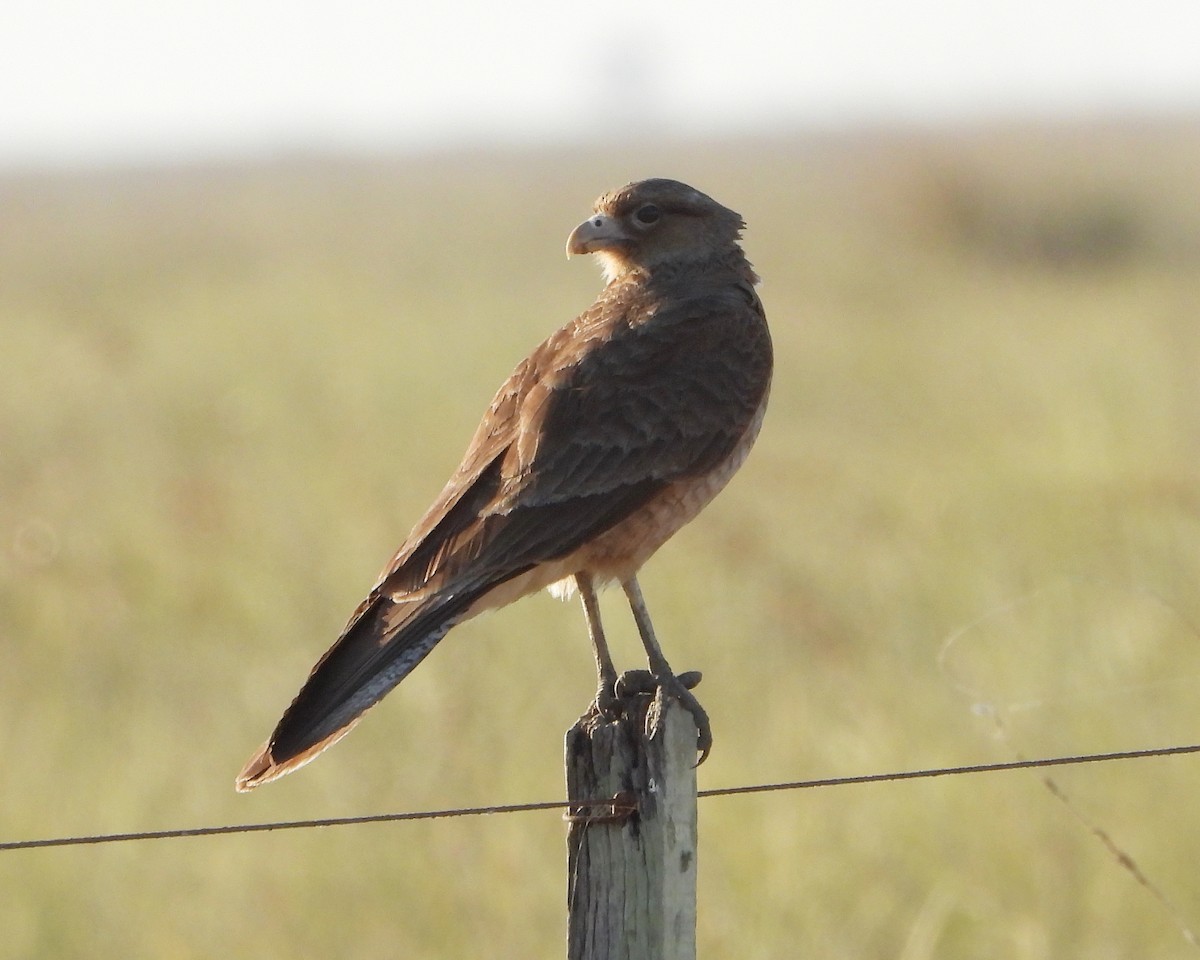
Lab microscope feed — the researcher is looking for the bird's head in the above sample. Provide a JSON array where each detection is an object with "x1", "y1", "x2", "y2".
[{"x1": 566, "y1": 179, "x2": 747, "y2": 283}]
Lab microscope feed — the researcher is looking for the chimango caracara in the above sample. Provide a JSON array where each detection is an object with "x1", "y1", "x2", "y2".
[{"x1": 236, "y1": 179, "x2": 772, "y2": 791}]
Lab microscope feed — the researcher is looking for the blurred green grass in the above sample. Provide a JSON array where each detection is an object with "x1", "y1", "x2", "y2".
[{"x1": 2, "y1": 121, "x2": 1199, "y2": 958}]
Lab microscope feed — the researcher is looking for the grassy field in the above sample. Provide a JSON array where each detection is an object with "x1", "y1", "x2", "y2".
[{"x1": 2, "y1": 119, "x2": 1199, "y2": 958}]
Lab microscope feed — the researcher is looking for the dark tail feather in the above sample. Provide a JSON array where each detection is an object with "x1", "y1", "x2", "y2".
[{"x1": 236, "y1": 588, "x2": 475, "y2": 791}]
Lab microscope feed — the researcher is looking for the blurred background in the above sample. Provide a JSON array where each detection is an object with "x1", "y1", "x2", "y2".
[{"x1": 2, "y1": 1, "x2": 1199, "y2": 957}]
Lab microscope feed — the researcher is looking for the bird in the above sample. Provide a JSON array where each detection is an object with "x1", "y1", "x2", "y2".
[{"x1": 235, "y1": 178, "x2": 772, "y2": 792}]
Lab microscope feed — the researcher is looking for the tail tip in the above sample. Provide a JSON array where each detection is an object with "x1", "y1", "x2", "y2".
[
  {"x1": 234, "y1": 717, "x2": 363, "y2": 792},
  {"x1": 234, "y1": 743, "x2": 278, "y2": 793}
]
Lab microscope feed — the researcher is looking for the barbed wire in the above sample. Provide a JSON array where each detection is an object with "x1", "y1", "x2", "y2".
[{"x1": 2, "y1": 741, "x2": 1196, "y2": 853}]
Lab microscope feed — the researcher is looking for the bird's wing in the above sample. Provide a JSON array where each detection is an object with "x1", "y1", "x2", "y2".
[{"x1": 387, "y1": 282, "x2": 772, "y2": 595}]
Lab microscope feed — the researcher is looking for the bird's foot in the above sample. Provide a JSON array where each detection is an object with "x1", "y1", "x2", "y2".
[
  {"x1": 614, "y1": 669, "x2": 701, "y2": 696},
  {"x1": 590, "y1": 674, "x2": 621, "y2": 720},
  {"x1": 616, "y1": 668, "x2": 711, "y2": 764}
]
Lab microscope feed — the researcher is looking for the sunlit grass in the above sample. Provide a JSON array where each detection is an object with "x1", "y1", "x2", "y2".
[{"x1": 2, "y1": 123, "x2": 1199, "y2": 957}]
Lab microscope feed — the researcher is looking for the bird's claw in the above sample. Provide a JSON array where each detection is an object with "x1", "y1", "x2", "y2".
[
  {"x1": 613, "y1": 669, "x2": 656, "y2": 697},
  {"x1": 591, "y1": 674, "x2": 621, "y2": 720},
  {"x1": 675, "y1": 670, "x2": 703, "y2": 690},
  {"x1": 611, "y1": 668, "x2": 711, "y2": 764},
  {"x1": 656, "y1": 672, "x2": 712, "y2": 765}
]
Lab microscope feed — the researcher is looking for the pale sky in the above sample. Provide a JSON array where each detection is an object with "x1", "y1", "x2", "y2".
[{"x1": 2, "y1": 0, "x2": 1198, "y2": 167}]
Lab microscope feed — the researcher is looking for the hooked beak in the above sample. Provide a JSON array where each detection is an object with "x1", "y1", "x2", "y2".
[{"x1": 566, "y1": 213, "x2": 630, "y2": 258}]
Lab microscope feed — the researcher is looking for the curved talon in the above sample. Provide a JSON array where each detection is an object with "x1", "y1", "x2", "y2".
[
  {"x1": 652, "y1": 671, "x2": 712, "y2": 765},
  {"x1": 674, "y1": 684, "x2": 712, "y2": 765},
  {"x1": 591, "y1": 676, "x2": 620, "y2": 719}
]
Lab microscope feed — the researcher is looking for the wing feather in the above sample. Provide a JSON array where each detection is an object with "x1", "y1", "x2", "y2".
[{"x1": 386, "y1": 281, "x2": 771, "y2": 594}]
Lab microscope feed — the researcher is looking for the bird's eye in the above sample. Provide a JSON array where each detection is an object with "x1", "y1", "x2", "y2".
[{"x1": 634, "y1": 204, "x2": 661, "y2": 225}]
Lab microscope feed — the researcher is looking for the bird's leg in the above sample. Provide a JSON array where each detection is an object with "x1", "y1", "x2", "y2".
[
  {"x1": 621, "y1": 576, "x2": 712, "y2": 763},
  {"x1": 577, "y1": 572, "x2": 619, "y2": 717}
]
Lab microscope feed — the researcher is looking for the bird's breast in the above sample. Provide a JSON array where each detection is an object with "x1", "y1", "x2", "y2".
[{"x1": 569, "y1": 390, "x2": 769, "y2": 585}]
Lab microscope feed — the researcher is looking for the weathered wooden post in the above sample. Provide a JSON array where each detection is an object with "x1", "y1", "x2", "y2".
[{"x1": 565, "y1": 686, "x2": 699, "y2": 960}]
